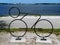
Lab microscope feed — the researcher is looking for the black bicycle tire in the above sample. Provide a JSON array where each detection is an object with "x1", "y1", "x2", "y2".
[
  {"x1": 34, "y1": 19, "x2": 53, "y2": 38},
  {"x1": 8, "y1": 19, "x2": 28, "y2": 37}
]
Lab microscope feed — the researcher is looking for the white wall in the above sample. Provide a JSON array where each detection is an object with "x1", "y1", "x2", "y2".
[{"x1": 0, "y1": 16, "x2": 60, "y2": 28}]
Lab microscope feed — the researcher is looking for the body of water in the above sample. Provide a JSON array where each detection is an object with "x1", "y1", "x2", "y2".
[{"x1": 0, "y1": 3, "x2": 60, "y2": 16}]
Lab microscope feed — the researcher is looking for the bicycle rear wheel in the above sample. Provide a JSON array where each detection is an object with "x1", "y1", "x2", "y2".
[{"x1": 8, "y1": 19, "x2": 28, "y2": 37}]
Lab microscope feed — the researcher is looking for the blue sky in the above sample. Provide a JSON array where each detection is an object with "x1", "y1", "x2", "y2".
[{"x1": 0, "y1": 0, "x2": 60, "y2": 4}]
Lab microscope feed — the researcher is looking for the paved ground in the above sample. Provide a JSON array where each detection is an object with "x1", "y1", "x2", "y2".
[{"x1": 0, "y1": 32, "x2": 60, "y2": 45}]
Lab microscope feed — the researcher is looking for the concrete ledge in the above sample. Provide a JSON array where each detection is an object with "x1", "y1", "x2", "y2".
[
  {"x1": 36, "y1": 37, "x2": 52, "y2": 44},
  {"x1": 10, "y1": 37, "x2": 26, "y2": 43}
]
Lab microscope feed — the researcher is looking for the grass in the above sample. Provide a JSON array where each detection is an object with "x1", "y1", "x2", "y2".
[{"x1": 0, "y1": 28, "x2": 60, "y2": 35}]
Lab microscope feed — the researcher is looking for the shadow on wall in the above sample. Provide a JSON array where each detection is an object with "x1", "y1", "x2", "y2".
[{"x1": 0, "y1": 20, "x2": 8, "y2": 30}]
